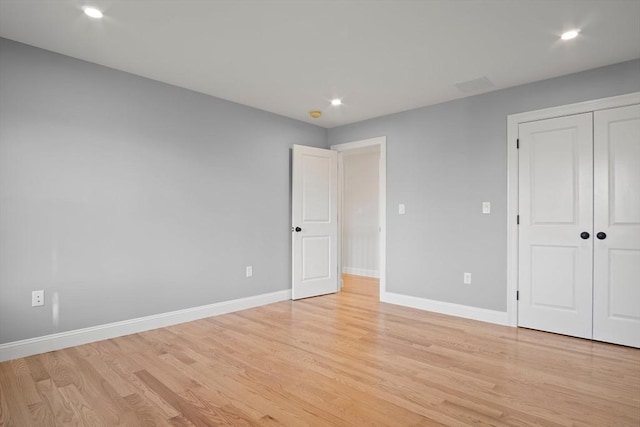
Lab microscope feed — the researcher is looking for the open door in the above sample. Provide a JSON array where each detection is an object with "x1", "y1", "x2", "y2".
[{"x1": 292, "y1": 145, "x2": 338, "y2": 300}]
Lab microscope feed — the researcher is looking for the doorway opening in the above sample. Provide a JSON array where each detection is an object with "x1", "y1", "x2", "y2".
[{"x1": 332, "y1": 137, "x2": 386, "y2": 300}]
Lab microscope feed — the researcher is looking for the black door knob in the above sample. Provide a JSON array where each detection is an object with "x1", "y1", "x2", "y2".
[
  {"x1": 596, "y1": 232, "x2": 607, "y2": 240},
  {"x1": 580, "y1": 232, "x2": 590, "y2": 239},
  {"x1": 294, "y1": 226, "x2": 302, "y2": 232}
]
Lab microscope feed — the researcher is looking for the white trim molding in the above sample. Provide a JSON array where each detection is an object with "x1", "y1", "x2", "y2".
[
  {"x1": 381, "y1": 291, "x2": 509, "y2": 326},
  {"x1": 506, "y1": 92, "x2": 640, "y2": 327},
  {"x1": 342, "y1": 267, "x2": 380, "y2": 278},
  {"x1": 0, "y1": 289, "x2": 291, "y2": 362}
]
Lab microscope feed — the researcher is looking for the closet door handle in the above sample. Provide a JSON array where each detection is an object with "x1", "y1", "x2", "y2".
[
  {"x1": 580, "y1": 232, "x2": 590, "y2": 240},
  {"x1": 596, "y1": 232, "x2": 607, "y2": 240}
]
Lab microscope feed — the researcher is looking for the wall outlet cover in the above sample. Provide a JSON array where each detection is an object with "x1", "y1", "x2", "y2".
[
  {"x1": 463, "y1": 273, "x2": 472, "y2": 285},
  {"x1": 32, "y1": 290, "x2": 44, "y2": 307}
]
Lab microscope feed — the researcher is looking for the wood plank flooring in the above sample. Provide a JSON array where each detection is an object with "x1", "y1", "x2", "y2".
[{"x1": 1, "y1": 274, "x2": 639, "y2": 426}]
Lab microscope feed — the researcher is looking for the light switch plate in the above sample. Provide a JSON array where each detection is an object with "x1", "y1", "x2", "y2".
[
  {"x1": 399, "y1": 204, "x2": 405, "y2": 215},
  {"x1": 482, "y1": 202, "x2": 491, "y2": 214}
]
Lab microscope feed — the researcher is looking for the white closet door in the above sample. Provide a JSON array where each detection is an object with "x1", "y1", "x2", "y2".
[
  {"x1": 518, "y1": 113, "x2": 594, "y2": 339},
  {"x1": 593, "y1": 104, "x2": 640, "y2": 348}
]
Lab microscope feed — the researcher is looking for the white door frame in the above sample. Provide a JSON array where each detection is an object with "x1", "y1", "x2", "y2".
[
  {"x1": 331, "y1": 137, "x2": 387, "y2": 297},
  {"x1": 506, "y1": 92, "x2": 640, "y2": 327}
]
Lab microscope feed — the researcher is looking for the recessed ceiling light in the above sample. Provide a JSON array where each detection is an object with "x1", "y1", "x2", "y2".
[
  {"x1": 331, "y1": 99, "x2": 342, "y2": 106},
  {"x1": 561, "y1": 29, "x2": 580, "y2": 41},
  {"x1": 83, "y1": 6, "x2": 103, "y2": 19}
]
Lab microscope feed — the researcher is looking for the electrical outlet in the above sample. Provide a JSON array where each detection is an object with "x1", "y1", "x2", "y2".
[
  {"x1": 463, "y1": 273, "x2": 472, "y2": 285},
  {"x1": 398, "y1": 203, "x2": 405, "y2": 215},
  {"x1": 246, "y1": 266, "x2": 253, "y2": 277},
  {"x1": 482, "y1": 202, "x2": 491, "y2": 214},
  {"x1": 32, "y1": 290, "x2": 44, "y2": 307}
]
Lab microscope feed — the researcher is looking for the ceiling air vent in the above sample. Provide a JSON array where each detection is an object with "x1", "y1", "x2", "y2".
[{"x1": 455, "y1": 76, "x2": 495, "y2": 94}]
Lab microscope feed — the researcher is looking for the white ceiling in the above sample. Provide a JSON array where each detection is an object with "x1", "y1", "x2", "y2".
[{"x1": 1, "y1": 1, "x2": 639, "y2": 128}]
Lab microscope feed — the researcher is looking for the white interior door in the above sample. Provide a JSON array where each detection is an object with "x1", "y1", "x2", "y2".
[
  {"x1": 518, "y1": 113, "x2": 594, "y2": 339},
  {"x1": 292, "y1": 145, "x2": 338, "y2": 300},
  {"x1": 593, "y1": 104, "x2": 640, "y2": 347}
]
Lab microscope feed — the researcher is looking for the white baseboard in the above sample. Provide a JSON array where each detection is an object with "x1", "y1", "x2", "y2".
[
  {"x1": 0, "y1": 289, "x2": 291, "y2": 362},
  {"x1": 381, "y1": 291, "x2": 509, "y2": 326},
  {"x1": 342, "y1": 267, "x2": 380, "y2": 278}
]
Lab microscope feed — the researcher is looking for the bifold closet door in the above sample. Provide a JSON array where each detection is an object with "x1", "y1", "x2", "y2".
[
  {"x1": 593, "y1": 104, "x2": 640, "y2": 348},
  {"x1": 518, "y1": 113, "x2": 594, "y2": 339}
]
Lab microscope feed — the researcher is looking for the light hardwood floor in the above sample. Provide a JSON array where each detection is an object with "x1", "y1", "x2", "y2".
[{"x1": 1, "y1": 274, "x2": 639, "y2": 426}]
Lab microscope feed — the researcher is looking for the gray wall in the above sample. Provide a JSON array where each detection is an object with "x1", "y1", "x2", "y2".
[
  {"x1": 0, "y1": 38, "x2": 326, "y2": 344},
  {"x1": 328, "y1": 59, "x2": 640, "y2": 312}
]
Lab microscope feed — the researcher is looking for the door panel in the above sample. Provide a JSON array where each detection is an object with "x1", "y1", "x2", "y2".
[
  {"x1": 593, "y1": 104, "x2": 640, "y2": 347},
  {"x1": 518, "y1": 113, "x2": 593, "y2": 339},
  {"x1": 292, "y1": 145, "x2": 338, "y2": 300},
  {"x1": 530, "y1": 245, "x2": 578, "y2": 310},
  {"x1": 607, "y1": 250, "x2": 640, "y2": 320},
  {"x1": 530, "y1": 128, "x2": 579, "y2": 224},
  {"x1": 302, "y1": 154, "x2": 332, "y2": 222},
  {"x1": 301, "y1": 236, "x2": 331, "y2": 281}
]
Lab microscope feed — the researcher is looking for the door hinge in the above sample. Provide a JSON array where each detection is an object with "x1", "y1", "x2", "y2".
[
  {"x1": 517, "y1": 215, "x2": 520, "y2": 225},
  {"x1": 517, "y1": 291, "x2": 519, "y2": 301},
  {"x1": 516, "y1": 138, "x2": 520, "y2": 149}
]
